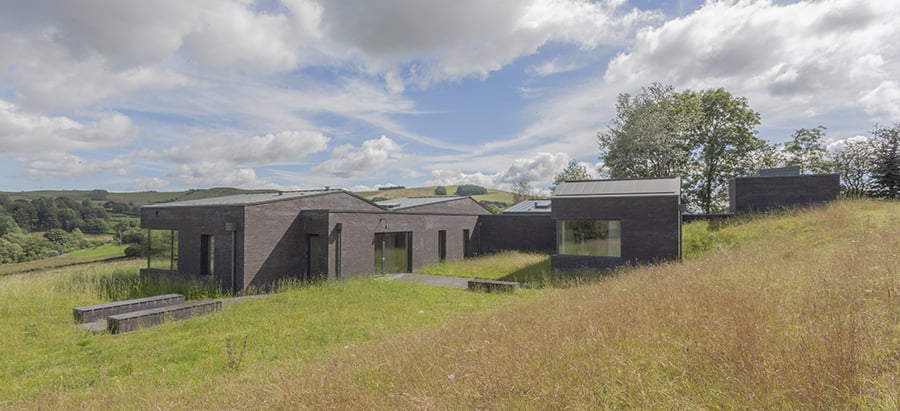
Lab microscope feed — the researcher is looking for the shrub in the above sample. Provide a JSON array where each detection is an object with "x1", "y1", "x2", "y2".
[{"x1": 434, "y1": 186, "x2": 447, "y2": 196}]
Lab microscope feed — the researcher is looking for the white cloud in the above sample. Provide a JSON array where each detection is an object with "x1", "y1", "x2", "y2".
[
  {"x1": 859, "y1": 81, "x2": 900, "y2": 121},
  {"x1": 320, "y1": 0, "x2": 659, "y2": 88},
  {"x1": 0, "y1": 100, "x2": 132, "y2": 155},
  {"x1": 133, "y1": 177, "x2": 170, "y2": 191},
  {"x1": 315, "y1": 136, "x2": 402, "y2": 178},
  {"x1": 528, "y1": 57, "x2": 580, "y2": 77},
  {"x1": 827, "y1": 135, "x2": 871, "y2": 155},
  {"x1": 171, "y1": 162, "x2": 269, "y2": 188},
  {"x1": 21, "y1": 153, "x2": 128, "y2": 180},
  {"x1": 602, "y1": 0, "x2": 900, "y2": 123},
  {"x1": 428, "y1": 152, "x2": 573, "y2": 190},
  {"x1": 496, "y1": 152, "x2": 571, "y2": 184},
  {"x1": 158, "y1": 130, "x2": 330, "y2": 165},
  {"x1": 429, "y1": 170, "x2": 499, "y2": 188}
]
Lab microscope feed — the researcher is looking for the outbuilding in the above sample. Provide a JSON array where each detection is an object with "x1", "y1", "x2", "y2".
[{"x1": 550, "y1": 177, "x2": 682, "y2": 271}]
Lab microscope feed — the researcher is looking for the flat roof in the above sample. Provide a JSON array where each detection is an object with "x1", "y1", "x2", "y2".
[
  {"x1": 375, "y1": 196, "x2": 465, "y2": 210},
  {"x1": 143, "y1": 190, "x2": 336, "y2": 207},
  {"x1": 553, "y1": 177, "x2": 681, "y2": 198},
  {"x1": 503, "y1": 199, "x2": 551, "y2": 214}
]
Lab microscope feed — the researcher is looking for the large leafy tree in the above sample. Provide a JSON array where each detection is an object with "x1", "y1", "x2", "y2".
[
  {"x1": 828, "y1": 137, "x2": 876, "y2": 197},
  {"x1": 599, "y1": 84, "x2": 769, "y2": 213},
  {"x1": 552, "y1": 161, "x2": 592, "y2": 191},
  {"x1": 598, "y1": 83, "x2": 696, "y2": 179},
  {"x1": 783, "y1": 126, "x2": 831, "y2": 174},
  {"x1": 869, "y1": 123, "x2": 900, "y2": 199},
  {"x1": 684, "y1": 88, "x2": 766, "y2": 214}
]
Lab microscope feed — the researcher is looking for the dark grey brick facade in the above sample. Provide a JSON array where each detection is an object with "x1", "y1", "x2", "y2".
[
  {"x1": 551, "y1": 195, "x2": 681, "y2": 271},
  {"x1": 729, "y1": 174, "x2": 840, "y2": 214},
  {"x1": 475, "y1": 214, "x2": 556, "y2": 254}
]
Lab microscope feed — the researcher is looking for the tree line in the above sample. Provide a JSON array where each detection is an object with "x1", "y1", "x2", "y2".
[
  {"x1": 594, "y1": 83, "x2": 900, "y2": 213},
  {"x1": 0, "y1": 196, "x2": 141, "y2": 264}
]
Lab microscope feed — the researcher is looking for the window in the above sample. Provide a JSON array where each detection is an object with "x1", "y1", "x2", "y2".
[
  {"x1": 558, "y1": 220, "x2": 621, "y2": 257},
  {"x1": 463, "y1": 229, "x2": 470, "y2": 258},
  {"x1": 201, "y1": 235, "x2": 214, "y2": 275},
  {"x1": 148, "y1": 229, "x2": 178, "y2": 270},
  {"x1": 374, "y1": 232, "x2": 411, "y2": 274},
  {"x1": 438, "y1": 230, "x2": 447, "y2": 262}
]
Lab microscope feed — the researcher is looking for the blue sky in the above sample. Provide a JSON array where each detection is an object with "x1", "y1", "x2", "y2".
[{"x1": 1, "y1": 0, "x2": 898, "y2": 193}]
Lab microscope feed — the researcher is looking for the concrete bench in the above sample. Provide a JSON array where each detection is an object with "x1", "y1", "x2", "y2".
[
  {"x1": 467, "y1": 279, "x2": 522, "y2": 293},
  {"x1": 106, "y1": 300, "x2": 222, "y2": 334},
  {"x1": 73, "y1": 294, "x2": 185, "y2": 324}
]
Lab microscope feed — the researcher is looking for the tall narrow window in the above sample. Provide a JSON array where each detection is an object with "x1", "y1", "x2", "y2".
[
  {"x1": 438, "y1": 230, "x2": 447, "y2": 262},
  {"x1": 463, "y1": 229, "x2": 470, "y2": 258},
  {"x1": 558, "y1": 220, "x2": 621, "y2": 257},
  {"x1": 201, "y1": 235, "x2": 215, "y2": 275}
]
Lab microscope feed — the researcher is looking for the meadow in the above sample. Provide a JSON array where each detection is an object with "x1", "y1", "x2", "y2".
[{"x1": 1, "y1": 199, "x2": 897, "y2": 409}]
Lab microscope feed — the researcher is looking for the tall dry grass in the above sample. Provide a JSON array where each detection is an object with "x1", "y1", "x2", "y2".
[{"x1": 25, "y1": 200, "x2": 900, "y2": 409}]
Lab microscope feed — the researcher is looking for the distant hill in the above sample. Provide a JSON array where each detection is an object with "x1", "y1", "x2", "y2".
[
  {"x1": 354, "y1": 185, "x2": 516, "y2": 211},
  {"x1": 0, "y1": 187, "x2": 276, "y2": 206}
]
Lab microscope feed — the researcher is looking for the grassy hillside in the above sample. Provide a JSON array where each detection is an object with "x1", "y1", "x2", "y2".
[
  {"x1": 0, "y1": 187, "x2": 275, "y2": 206},
  {"x1": 356, "y1": 185, "x2": 517, "y2": 207},
  {"x1": 3, "y1": 200, "x2": 898, "y2": 409}
]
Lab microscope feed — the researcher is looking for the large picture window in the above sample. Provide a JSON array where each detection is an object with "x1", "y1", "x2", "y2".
[{"x1": 558, "y1": 220, "x2": 621, "y2": 257}]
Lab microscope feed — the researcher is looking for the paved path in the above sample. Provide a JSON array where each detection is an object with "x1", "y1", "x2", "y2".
[{"x1": 378, "y1": 273, "x2": 470, "y2": 289}]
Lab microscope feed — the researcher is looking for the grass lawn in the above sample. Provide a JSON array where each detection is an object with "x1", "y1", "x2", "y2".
[
  {"x1": 417, "y1": 250, "x2": 552, "y2": 283},
  {"x1": 2, "y1": 199, "x2": 897, "y2": 409},
  {"x1": 0, "y1": 260, "x2": 535, "y2": 407}
]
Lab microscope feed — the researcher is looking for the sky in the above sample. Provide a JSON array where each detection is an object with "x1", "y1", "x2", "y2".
[{"x1": 1, "y1": 0, "x2": 898, "y2": 193}]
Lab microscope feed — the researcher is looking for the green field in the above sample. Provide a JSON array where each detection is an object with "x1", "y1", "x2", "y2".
[
  {"x1": 1, "y1": 199, "x2": 897, "y2": 409},
  {"x1": 0, "y1": 187, "x2": 276, "y2": 206},
  {"x1": 0, "y1": 244, "x2": 129, "y2": 276}
]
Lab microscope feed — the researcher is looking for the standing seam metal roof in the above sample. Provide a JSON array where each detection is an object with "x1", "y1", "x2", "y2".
[
  {"x1": 502, "y1": 199, "x2": 552, "y2": 213},
  {"x1": 141, "y1": 190, "x2": 335, "y2": 207},
  {"x1": 375, "y1": 196, "x2": 466, "y2": 210},
  {"x1": 553, "y1": 177, "x2": 681, "y2": 198}
]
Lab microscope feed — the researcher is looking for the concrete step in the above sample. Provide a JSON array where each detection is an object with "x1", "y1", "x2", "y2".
[
  {"x1": 106, "y1": 300, "x2": 222, "y2": 334},
  {"x1": 73, "y1": 294, "x2": 185, "y2": 324},
  {"x1": 467, "y1": 279, "x2": 522, "y2": 293}
]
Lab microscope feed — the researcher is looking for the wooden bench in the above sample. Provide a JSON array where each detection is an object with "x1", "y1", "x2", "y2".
[
  {"x1": 467, "y1": 279, "x2": 522, "y2": 293},
  {"x1": 73, "y1": 294, "x2": 185, "y2": 324},
  {"x1": 106, "y1": 300, "x2": 222, "y2": 334}
]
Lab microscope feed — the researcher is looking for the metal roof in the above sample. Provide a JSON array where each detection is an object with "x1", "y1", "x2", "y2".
[
  {"x1": 143, "y1": 190, "x2": 335, "y2": 207},
  {"x1": 502, "y1": 199, "x2": 551, "y2": 214},
  {"x1": 375, "y1": 196, "x2": 465, "y2": 210},
  {"x1": 553, "y1": 177, "x2": 681, "y2": 198},
  {"x1": 757, "y1": 166, "x2": 801, "y2": 177}
]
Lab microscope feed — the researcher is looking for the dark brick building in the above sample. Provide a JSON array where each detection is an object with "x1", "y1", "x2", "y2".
[
  {"x1": 729, "y1": 173, "x2": 840, "y2": 214},
  {"x1": 550, "y1": 177, "x2": 682, "y2": 272},
  {"x1": 140, "y1": 192, "x2": 491, "y2": 292}
]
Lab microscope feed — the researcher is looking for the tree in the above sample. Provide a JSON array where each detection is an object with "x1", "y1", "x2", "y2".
[
  {"x1": 828, "y1": 137, "x2": 875, "y2": 197},
  {"x1": 783, "y1": 126, "x2": 831, "y2": 174},
  {"x1": 869, "y1": 123, "x2": 900, "y2": 199},
  {"x1": 434, "y1": 186, "x2": 447, "y2": 196},
  {"x1": 511, "y1": 180, "x2": 535, "y2": 204},
  {"x1": 455, "y1": 185, "x2": 488, "y2": 196},
  {"x1": 598, "y1": 83, "x2": 696, "y2": 179},
  {"x1": 552, "y1": 161, "x2": 592, "y2": 191},
  {"x1": 0, "y1": 215, "x2": 21, "y2": 237},
  {"x1": 685, "y1": 88, "x2": 765, "y2": 213}
]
